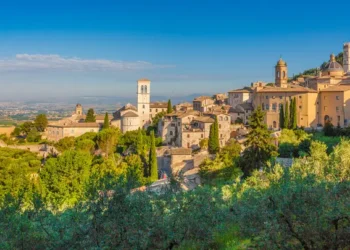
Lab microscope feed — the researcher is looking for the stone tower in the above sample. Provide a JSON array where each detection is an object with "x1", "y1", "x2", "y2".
[
  {"x1": 75, "y1": 103, "x2": 83, "y2": 115},
  {"x1": 137, "y1": 78, "x2": 151, "y2": 128},
  {"x1": 275, "y1": 58, "x2": 288, "y2": 88},
  {"x1": 343, "y1": 43, "x2": 350, "y2": 74}
]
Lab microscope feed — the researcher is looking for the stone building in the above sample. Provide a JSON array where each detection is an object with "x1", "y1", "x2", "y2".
[
  {"x1": 158, "y1": 110, "x2": 231, "y2": 149},
  {"x1": 193, "y1": 96, "x2": 215, "y2": 112},
  {"x1": 227, "y1": 88, "x2": 252, "y2": 108},
  {"x1": 150, "y1": 102, "x2": 167, "y2": 119},
  {"x1": 229, "y1": 103, "x2": 254, "y2": 125},
  {"x1": 47, "y1": 121, "x2": 100, "y2": 141},
  {"x1": 175, "y1": 102, "x2": 193, "y2": 112}
]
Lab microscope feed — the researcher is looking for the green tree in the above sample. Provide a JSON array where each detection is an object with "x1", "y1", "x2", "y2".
[
  {"x1": 208, "y1": 117, "x2": 220, "y2": 154},
  {"x1": 97, "y1": 128, "x2": 121, "y2": 158},
  {"x1": 239, "y1": 106, "x2": 277, "y2": 176},
  {"x1": 289, "y1": 99, "x2": 294, "y2": 129},
  {"x1": 284, "y1": 101, "x2": 289, "y2": 129},
  {"x1": 26, "y1": 127, "x2": 41, "y2": 142},
  {"x1": 292, "y1": 97, "x2": 297, "y2": 129},
  {"x1": 279, "y1": 103, "x2": 284, "y2": 129},
  {"x1": 167, "y1": 99, "x2": 173, "y2": 114},
  {"x1": 34, "y1": 114, "x2": 48, "y2": 132},
  {"x1": 85, "y1": 108, "x2": 96, "y2": 122},
  {"x1": 55, "y1": 136, "x2": 76, "y2": 152},
  {"x1": 199, "y1": 138, "x2": 209, "y2": 150},
  {"x1": 103, "y1": 112, "x2": 110, "y2": 129},
  {"x1": 20, "y1": 122, "x2": 34, "y2": 135},
  {"x1": 148, "y1": 131, "x2": 158, "y2": 181},
  {"x1": 40, "y1": 150, "x2": 92, "y2": 207}
]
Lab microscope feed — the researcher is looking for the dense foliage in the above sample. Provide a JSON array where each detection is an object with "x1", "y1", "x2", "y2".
[
  {"x1": 85, "y1": 108, "x2": 96, "y2": 122},
  {"x1": 208, "y1": 117, "x2": 219, "y2": 154}
]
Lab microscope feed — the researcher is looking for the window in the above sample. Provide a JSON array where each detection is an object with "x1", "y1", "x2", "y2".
[
  {"x1": 220, "y1": 134, "x2": 223, "y2": 138},
  {"x1": 187, "y1": 134, "x2": 190, "y2": 138},
  {"x1": 143, "y1": 105, "x2": 145, "y2": 109},
  {"x1": 272, "y1": 103, "x2": 277, "y2": 111},
  {"x1": 299, "y1": 106, "x2": 302, "y2": 109},
  {"x1": 299, "y1": 96, "x2": 302, "y2": 99},
  {"x1": 301, "y1": 118, "x2": 303, "y2": 120},
  {"x1": 336, "y1": 96, "x2": 340, "y2": 100},
  {"x1": 336, "y1": 107, "x2": 340, "y2": 111},
  {"x1": 283, "y1": 71, "x2": 286, "y2": 78},
  {"x1": 156, "y1": 109, "x2": 158, "y2": 112},
  {"x1": 272, "y1": 96, "x2": 275, "y2": 99},
  {"x1": 150, "y1": 109, "x2": 152, "y2": 112},
  {"x1": 201, "y1": 134, "x2": 204, "y2": 138},
  {"x1": 219, "y1": 124, "x2": 222, "y2": 129},
  {"x1": 273, "y1": 121, "x2": 277, "y2": 128},
  {"x1": 178, "y1": 122, "x2": 180, "y2": 126},
  {"x1": 266, "y1": 96, "x2": 268, "y2": 99},
  {"x1": 265, "y1": 104, "x2": 269, "y2": 110},
  {"x1": 144, "y1": 85, "x2": 148, "y2": 93},
  {"x1": 170, "y1": 131, "x2": 173, "y2": 136},
  {"x1": 338, "y1": 116, "x2": 341, "y2": 122},
  {"x1": 279, "y1": 96, "x2": 282, "y2": 99},
  {"x1": 219, "y1": 116, "x2": 223, "y2": 121},
  {"x1": 187, "y1": 143, "x2": 190, "y2": 148},
  {"x1": 224, "y1": 116, "x2": 228, "y2": 121},
  {"x1": 324, "y1": 106, "x2": 328, "y2": 111},
  {"x1": 279, "y1": 103, "x2": 283, "y2": 110}
]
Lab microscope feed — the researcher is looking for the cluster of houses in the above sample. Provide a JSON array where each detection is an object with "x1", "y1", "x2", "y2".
[{"x1": 46, "y1": 42, "x2": 350, "y2": 151}]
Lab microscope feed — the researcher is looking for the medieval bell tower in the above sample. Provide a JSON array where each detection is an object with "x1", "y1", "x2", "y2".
[
  {"x1": 75, "y1": 103, "x2": 83, "y2": 115},
  {"x1": 275, "y1": 58, "x2": 288, "y2": 88},
  {"x1": 137, "y1": 78, "x2": 151, "y2": 127}
]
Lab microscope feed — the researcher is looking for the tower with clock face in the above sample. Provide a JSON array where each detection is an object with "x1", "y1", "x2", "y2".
[
  {"x1": 137, "y1": 78, "x2": 151, "y2": 128},
  {"x1": 344, "y1": 43, "x2": 350, "y2": 74}
]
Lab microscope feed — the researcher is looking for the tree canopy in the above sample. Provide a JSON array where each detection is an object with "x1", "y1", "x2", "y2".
[{"x1": 85, "y1": 108, "x2": 96, "y2": 122}]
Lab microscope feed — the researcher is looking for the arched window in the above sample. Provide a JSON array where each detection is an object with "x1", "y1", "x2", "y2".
[
  {"x1": 277, "y1": 71, "x2": 280, "y2": 78},
  {"x1": 219, "y1": 116, "x2": 223, "y2": 121},
  {"x1": 144, "y1": 85, "x2": 148, "y2": 93},
  {"x1": 170, "y1": 131, "x2": 173, "y2": 136},
  {"x1": 283, "y1": 71, "x2": 286, "y2": 78},
  {"x1": 273, "y1": 121, "x2": 277, "y2": 128}
]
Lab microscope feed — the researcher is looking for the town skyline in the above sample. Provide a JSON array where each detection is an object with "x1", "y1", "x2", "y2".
[{"x1": 1, "y1": 0, "x2": 350, "y2": 101}]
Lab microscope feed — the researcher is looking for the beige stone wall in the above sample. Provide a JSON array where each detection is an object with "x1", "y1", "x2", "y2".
[
  {"x1": 319, "y1": 91, "x2": 350, "y2": 127},
  {"x1": 150, "y1": 107, "x2": 166, "y2": 119},
  {"x1": 121, "y1": 116, "x2": 140, "y2": 133},
  {"x1": 47, "y1": 126, "x2": 100, "y2": 142},
  {"x1": 228, "y1": 92, "x2": 251, "y2": 108},
  {"x1": 254, "y1": 92, "x2": 317, "y2": 129},
  {"x1": 217, "y1": 114, "x2": 231, "y2": 146},
  {"x1": 181, "y1": 131, "x2": 204, "y2": 148}
]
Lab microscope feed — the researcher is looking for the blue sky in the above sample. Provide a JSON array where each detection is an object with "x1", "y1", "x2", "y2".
[{"x1": 0, "y1": 0, "x2": 349, "y2": 102}]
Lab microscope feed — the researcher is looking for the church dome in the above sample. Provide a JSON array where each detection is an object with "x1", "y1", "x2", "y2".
[
  {"x1": 321, "y1": 54, "x2": 344, "y2": 76},
  {"x1": 276, "y1": 58, "x2": 287, "y2": 67}
]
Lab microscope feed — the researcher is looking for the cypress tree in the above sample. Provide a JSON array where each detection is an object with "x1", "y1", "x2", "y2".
[
  {"x1": 289, "y1": 99, "x2": 294, "y2": 129},
  {"x1": 292, "y1": 97, "x2": 297, "y2": 129},
  {"x1": 284, "y1": 102, "x2": 289, "y2": 129},
  {"x1": 167, "y1": 99, "x2": 173, "y2": 114},
  {"x1": 208, "y1": 117, "x2": 220, "y2": 154},
  {"x1": 149, "y1": 130, "x2": 158, "y2": 182},
  {"x1": 85, "y1": 108, "x2": 96, "y2": 122},
  {"x1": 103, "y1": 112, "x2": 110, "y2": 129},
  {"x1": 279, "y1": 104, "x2": 285, "y2": 129}
]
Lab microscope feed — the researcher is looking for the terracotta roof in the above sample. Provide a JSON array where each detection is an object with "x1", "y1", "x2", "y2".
[
  {"x1": 193, "y1": 96, "x2": 212, "y2": 101},
  {"x1": 169, "y1": 148, "x2": 192, "y2": 155},
  {"x1": 122, "y1": 111, "x2": 139, "y2": 117},
  {"x1": 319, "y1": 85, "x2": 350, "y2": 92},
  {"x1": 193, "y1": 116, "x2": 214, "y2": 123},
  {"x1": 95, "y1": 114, "x2": 113, "y2": 120},
  {"x1": 138, "y1": 78, "x2": 150, "y2": 81},
  {"x1": 257, "y1": 86, "x2": 317, "y2": 93},
  {"x1": 228, "y1": 88, "x2": 252, "y2": 93},
  {"x1": 150, "y1": 102, "x2": 168, "y2": 108},
  {"x1": 49, "y1": 122, "x2": 100, "y2": 128}
]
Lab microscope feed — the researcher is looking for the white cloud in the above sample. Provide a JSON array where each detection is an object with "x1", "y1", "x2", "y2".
[{"x1": 0, "y1": 54, "x2": 174, "y2": 71}]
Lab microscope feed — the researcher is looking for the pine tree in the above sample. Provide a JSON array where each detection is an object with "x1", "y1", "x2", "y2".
[
  {"x1": 239, "y1": 106, "x2": 277, "y2": 177},
  {"x1": 279, "y1": 104, "x2": 285, "y2": 129},
  {"x1": 167, "y1": 99, "x2": 173, "y2": 114},
  {"x1": 292, "y1": 97, "x2": 297, "y2": 129},
  {"x1": 284, "y1": 102, "x2": 289, "y2": 129},
  {"x1": 103, "y1": 112, "x2": 110, "y2": 129},
  {"x1": 148, "y1": 130, "x2": 158, "y2": 182},
  {"x1": 85, "y1": 108, "x2": 96, "y2": 122},
  {"x1": 208, "y1": 116, "x2": 220, "y2": 154}
]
